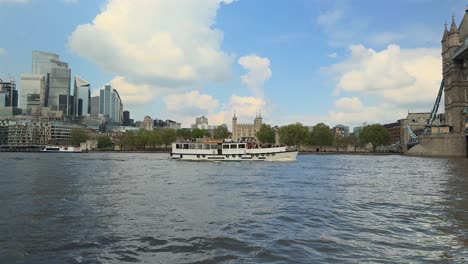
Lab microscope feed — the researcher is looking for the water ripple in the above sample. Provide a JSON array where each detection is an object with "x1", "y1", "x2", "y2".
[{"x1": 0, "y1": 153, "x2": 467, "y2": 263}]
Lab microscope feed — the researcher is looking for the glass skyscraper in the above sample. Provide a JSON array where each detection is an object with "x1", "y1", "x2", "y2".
[
  {"x1": 19, "y1": 74, "x2": 46, "y2": 115},
  {"x1": 73, "y1": 76, "x2": 91, "y2": 116},
  {"x1": 99, "y1": 85, "x2": 123, "y2": 124},
  {"x1": 32, "y1": 51, "x2": 71, "y2": 115}
]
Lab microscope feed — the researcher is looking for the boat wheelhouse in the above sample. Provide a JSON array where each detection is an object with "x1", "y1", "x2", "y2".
[{"x1": 170, "y1": 141, "x2": 298, "y2": 161}]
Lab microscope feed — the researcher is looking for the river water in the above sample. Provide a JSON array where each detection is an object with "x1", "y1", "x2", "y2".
[{"x1": 0, "y1": 153, "x2": 467, "y2": 263}]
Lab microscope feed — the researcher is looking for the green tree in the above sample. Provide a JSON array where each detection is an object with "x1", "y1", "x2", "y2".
[
  {"x1": 177, "y1": 128, "x2": 192, "y2": 141},
  {"x1": 70, "y1": 128, "x2": 89, "y2": 146},
  {"x1": 277, "y1": 123, "x2": 309, "y2": 146},
  {"x1": 213, "y1": 124, "x2": 230, "y2": 139},
  {"x1": 256, "y1": 124, "x2": 276, "y2": 144},
  {"x1": 161, "y1": 128, "x2": 177, "y2": 148},
  {"x1": 192, "y1": 128, "x2": 211, "y2": 139},
  {"x1": 97, "y1": 136, "x2": 113, "y2": 149},
  {"x1": 310, "y1": 123, "x2": 335, "y2": 151},
  {"x1": 136, "y1": 129, "x2": 151, "y2": 150},
  {"x1": 347, "y1": 134, "x2": 366, "y2": 152},
  {"x1": 360, "y1": 124, "x2": 392, "y2": 152},
  {"x1": 148, "y1": 130, "x2": 162, "y2": 148},
  {"x1": 120, "y1": 131, "x2": 136, "y2": 150}
]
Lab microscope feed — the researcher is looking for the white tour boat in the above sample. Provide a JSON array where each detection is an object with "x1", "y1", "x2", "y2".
[
  {"x1": 41, "y1": 146, "x2": 83, "y2": 153},
  {"x1": 170, "y1": 141, "x2": 298, "y2": 161}
]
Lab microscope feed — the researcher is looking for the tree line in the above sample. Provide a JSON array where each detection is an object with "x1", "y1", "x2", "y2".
[
  {"x1": 256, "y1": 123, "x2": 392, "y2": 152},
  {"x1": 71, "y1": 123, "x2": 391, "y2": 152},
  {"x1": 70, "y1": 124, "x2": 232, "y2": 150}
]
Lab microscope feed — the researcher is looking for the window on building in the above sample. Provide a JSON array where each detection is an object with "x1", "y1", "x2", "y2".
[{"x1": 462, "y1": 71, "x2": 468, "y2": 81}]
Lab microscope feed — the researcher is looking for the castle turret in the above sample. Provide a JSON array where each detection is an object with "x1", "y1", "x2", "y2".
[
  {"x1": 232, "y1": 114, "x2": 238, "y2": 141},
  {"x1": 447, "y1": 16, "x2": 460, "y2": 52}
]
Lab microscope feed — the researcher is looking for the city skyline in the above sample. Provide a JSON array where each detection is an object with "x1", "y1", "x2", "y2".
[{"x1": 0, "y1": 0, "x2": 467, "y2": 128}]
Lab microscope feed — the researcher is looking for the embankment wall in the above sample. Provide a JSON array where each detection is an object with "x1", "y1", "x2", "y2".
[{"x1": 407, "y1": 134, "x2": 466, "y2": 157}]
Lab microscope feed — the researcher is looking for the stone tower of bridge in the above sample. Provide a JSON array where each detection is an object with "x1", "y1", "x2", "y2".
[{"x1": 441, "y1": 11, "x2": 468, "y2": 134}]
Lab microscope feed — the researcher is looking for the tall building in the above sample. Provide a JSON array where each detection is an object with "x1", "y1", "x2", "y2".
[
  {"x1": 73, "y1": 76, "x2": 91, "y2": 116},
  {"x1": 232, "y1": 114, "x2": 263, "y2": 141},
  {"x1": 90, "y1": 96, "x2": 100, "y2": 116},
  {"x1": 32, "y1": 51, "x2": 71, "y2": 115},
  {"x1": 191, "y1": 115, "x2": 218, "y2": 131},
  {"x1": 99, "y1": 85, "x2": 123, "y2": 124},
  {"x1": 0, "y1": 79, "x2": 18, "y2": 107},
  {"x1": 123, "y1": 110, "x2": 131, "y2": 126},
  {"x1": 143, "y1": 116, "x2": 153, "y2": 130},
  {"x1": 19, "y1": 74, "x2": 46, "y2": 115},
  {"x1": 442, "y1": 14, "x2": 468, "y2": 134}
]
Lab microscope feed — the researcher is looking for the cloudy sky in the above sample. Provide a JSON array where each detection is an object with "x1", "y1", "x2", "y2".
[{"x1": 0, "y1": 0, "x2": 466, "y2": 128}]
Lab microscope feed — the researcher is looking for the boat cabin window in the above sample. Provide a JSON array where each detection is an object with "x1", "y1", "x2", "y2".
[
  {"x1": 238, "y1": 144, "x2": 245, "y2": 149},
  {"x1": 230, "y1": 144, "x2": 238, "y2": 149},
  {"x1": 176, "y1": 144, "x2": 182, "y2": 149},
  {"x1": 183, "y1": 144, "x2": 189, "y2": 149},
  {"x1": 202, "y1": 144, "x2": 210, "y2": 150},
  {"x1": 195, "y1": 144, "x2": 202, "y2": 149},
  {"x1": 189, "y1": 144, "x2": 196, "y2": 149},
  {"x1": 223, "y1": 144, "x2": 229, "y2": 149},
  {"x1": 211, "y1": 144, "x2": 218, "y2": 150}
]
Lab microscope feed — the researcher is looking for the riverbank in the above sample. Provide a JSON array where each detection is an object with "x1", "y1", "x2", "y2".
[{"x1": 0, "y1": 149, "x2": 402, "y2": 155}]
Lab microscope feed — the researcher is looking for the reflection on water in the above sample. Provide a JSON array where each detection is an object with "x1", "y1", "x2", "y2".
[{"x1": 0, "y1": 153, "x2": 467, "y2": 263}]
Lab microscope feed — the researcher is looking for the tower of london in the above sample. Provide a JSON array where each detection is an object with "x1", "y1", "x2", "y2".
[{"x1": 231, "y1": 114, "x2": 263, "y2": 142}]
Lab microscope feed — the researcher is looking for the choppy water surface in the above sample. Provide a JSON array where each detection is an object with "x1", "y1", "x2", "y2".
[{"x1": 0, "y1": 153, "x2": 467, "y2": 263}]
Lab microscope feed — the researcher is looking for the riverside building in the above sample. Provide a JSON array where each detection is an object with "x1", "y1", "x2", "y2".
[{"x1": 0, "y1": 117, "x2": 85, "y2": 148}]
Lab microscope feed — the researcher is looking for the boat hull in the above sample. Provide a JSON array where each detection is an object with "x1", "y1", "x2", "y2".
[{"x1": 171, "y1": 150, "x2": 298, "y2": 161}]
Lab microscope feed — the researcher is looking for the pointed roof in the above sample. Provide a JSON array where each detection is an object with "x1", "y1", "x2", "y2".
[
  {"x1": 449, "y1": 16, "x2": 459, "y2": 35},
  {"x1": 442, "y1": 22, "x2": 449, "y2": 42},
  {"x1": 459, "y1": 7, "x2": 468, "y2": 43},
  {"x1": 74, "y1": 75, "x2": 90, "y2": 88}
]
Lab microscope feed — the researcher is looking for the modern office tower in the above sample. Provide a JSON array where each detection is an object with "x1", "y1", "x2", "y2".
[
  {"x1": 19, "y1": 74, "x2": 46, "y2": 115},
  {"x1": 32, "y1": 51, "x2": 71, "y2": 115},
  {"x1": 90, "y1": 96, "x2": 100, "y2": 116},
  {"x1": 73, "y1": 76, "x2": 91, "y2": 116},
  {"x1": 123, "y1": 110, "x2": 131, "y2": 126},
  {"x1": 0, "y1": 79, "x2": 18, "y2": 107},
  {"x1": 99, "y1": 85, "x2": 123, "y2": 124}
]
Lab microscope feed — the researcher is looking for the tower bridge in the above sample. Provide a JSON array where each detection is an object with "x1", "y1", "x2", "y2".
[{"x1": 406, "y1": 9, "x2": 468, "y2": 157}]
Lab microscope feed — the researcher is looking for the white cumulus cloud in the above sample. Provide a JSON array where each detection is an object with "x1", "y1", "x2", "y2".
[
  {"x1": 164, "y1": 91, "x2": 220, "y2": 116},
  {"x1": 334, "y1": 97, "x2": 363, "y2": 112},
  {"x1": 109, "y1": 76, "x2": 171, "y2": 106},
  {"x1": 325, "y1": 44, "x2": 441, "y2": 126},
  {"x1": 69, "y1": 0, "x2": 235, "y2": 89},
  {"x1": 238, "y1": 55, "x2": 272, "y2": 98}
]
